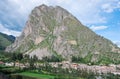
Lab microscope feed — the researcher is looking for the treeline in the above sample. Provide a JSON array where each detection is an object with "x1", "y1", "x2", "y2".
[
  {"x1": 71, "y1": 54, "x2": 120, "y2": 65},
  {"x1": 71, "y1": 55, "x2": 92, "y2": 65},
  {"x1": 0, "y1": 52, "x2": 63, "y2": 69},
  {"x1": 42, "y1": 55, "x2": 63, "y2": 62}
]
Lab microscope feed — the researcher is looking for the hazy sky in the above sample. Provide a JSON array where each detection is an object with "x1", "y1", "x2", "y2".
[{"x1": 0, "y1": 0, "x2": 120, "y2": 47}]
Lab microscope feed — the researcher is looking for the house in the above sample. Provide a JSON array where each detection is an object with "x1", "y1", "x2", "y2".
[
  {"x1": 109, "y1": 64, "x2": 116, "y2": 68},
  {"x1": 71, "y1": 63, "x2": 78, "y2": 69},
  {"x1": 5, "y1": 62, "x2": 14, "y2": 66},
  {"x1": 62, "y1": 61, "x2": 70, "y2": 64},
  {"x1": 15, "y1": 62, "x2": 19, "y2": 67},
  {"x1": 0, "y1": 61, "x2": 4, "y2": 65}
]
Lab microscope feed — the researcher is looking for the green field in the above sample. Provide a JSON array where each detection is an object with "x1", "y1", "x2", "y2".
[{"x1": 17, "y1": 72, "x2": 55, "y2": 79}]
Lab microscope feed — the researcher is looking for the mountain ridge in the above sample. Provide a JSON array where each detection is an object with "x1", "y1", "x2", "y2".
[
  {"x1": 6, "y1": 4, "x2": 120, "y2": 64},
  {"x1": 0, "y1": 32, "x2": 15, "y2": 51}
]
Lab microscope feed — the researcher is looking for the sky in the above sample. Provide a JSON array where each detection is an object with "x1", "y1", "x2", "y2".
[{"x1": 0, "y1": 0, "x2": 120, "y2": 47}]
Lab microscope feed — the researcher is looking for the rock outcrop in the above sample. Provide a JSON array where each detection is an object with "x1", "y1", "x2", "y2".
[{"x1": 6, "y1": 4, "x2": 120, "y2": 62}]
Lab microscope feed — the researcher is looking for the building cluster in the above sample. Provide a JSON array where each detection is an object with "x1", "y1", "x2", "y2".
[
  {"x1": 1, "y1": 60, "x2": 120, "y2": 75},
  {"x1": 49, "y1": 61, "x2": 120, "y2": 74}
]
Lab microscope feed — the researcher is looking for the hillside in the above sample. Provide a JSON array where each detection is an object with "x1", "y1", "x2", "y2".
[
  {"x1": 6, "y1": 4, "x2": 120, "y2": 64},
  {"x1": 0, "y1": 32, "x2": 15, "y2": 51}
]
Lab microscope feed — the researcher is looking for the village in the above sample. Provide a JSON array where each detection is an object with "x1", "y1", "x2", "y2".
[{"x1": 1, "y1": 60, "x2": 120, "y2": 75}]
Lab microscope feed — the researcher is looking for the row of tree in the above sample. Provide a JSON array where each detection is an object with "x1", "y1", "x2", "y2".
[{"x1": 42, "y1": 55, "x2": 62, "y2": 62}]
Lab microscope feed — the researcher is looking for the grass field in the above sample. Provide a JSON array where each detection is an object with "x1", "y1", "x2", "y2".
[
  {"x1": 0, "y1": 65, "x2": 20, "y2": 73},
  {"x1": 18, "y1": 72, "x2": 55, "y2": 79}
]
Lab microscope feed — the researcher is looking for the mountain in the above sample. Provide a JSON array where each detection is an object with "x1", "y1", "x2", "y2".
[
  {"x1": 6, "y1": 4, "x2": 120, "y2": 63},
  {"x1": 0, "y1": 32, "x2": 15, "y2": 51}
]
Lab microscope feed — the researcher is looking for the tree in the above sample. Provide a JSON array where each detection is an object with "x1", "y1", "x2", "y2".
[
  {"x1": 71, "y1": 56, "x2": 85, "y2": 63},
  {"x1": 29, "y1": 57, "x2": 35, "y2": 69},
  {"x1": 33, "y1": 55, "x2": 38, "y2": 68},
  {"x1": 11, "y1": 53, "x2": 17, "y2": 66},
  {"x1": 17, "y1": 53, "x2": 23, "y2": 61},
  {"x1": 33, "y1": 55, "x2": 38, "y2": 62},
  {"x1": 42, "y1": 55, "x2": 62, "y2": 62},
  {"x1": 16, "y1": 53, "x2": 23, "y2": 69},
  {"x1": 28, "y1": 55, "x2": 38, "y2": 69},
  {"x1": 22, "y1": 54, "x2": 30, "y2": 65}
]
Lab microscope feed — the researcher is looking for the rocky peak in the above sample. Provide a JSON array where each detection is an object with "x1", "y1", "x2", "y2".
[{"x1": 6, "y1": 4, "x2": 120, "y2": 62}]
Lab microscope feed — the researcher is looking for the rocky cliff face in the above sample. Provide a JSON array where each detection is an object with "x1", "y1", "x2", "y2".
[{"x1": 6, "y1": 4, "x2": 120, "y2": 62}]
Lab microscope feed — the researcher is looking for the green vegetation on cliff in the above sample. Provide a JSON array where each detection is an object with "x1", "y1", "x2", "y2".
[{"x1": 0, "y1": 32, "x2": 15, "y2": 51}]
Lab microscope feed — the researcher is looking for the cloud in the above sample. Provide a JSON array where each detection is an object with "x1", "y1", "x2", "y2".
[
  {"x1": 0, "y1": 0, "x2": 120, "y2": 34},
  {"x1": 101, "y1": 1, "x2": 120, "y2": 13},
  {"x1": 102, "y1": 4, "x2": 114, "y2": 13},
  {"x1": 0, "y1": 23, "x2": 21, "y2": 36},
  {"x1": 90, "y1": 25, "x2": 108, "y2": 31},
  {"x1": 113, "y1": 41, "x2": 120, "y2": 47}
]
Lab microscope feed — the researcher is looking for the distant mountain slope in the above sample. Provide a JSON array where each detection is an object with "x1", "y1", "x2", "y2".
[
  {"x1": 6, "y1": 4, "x2": 120, "y2": 64},
  {"x1": 0, "y1": 32, "x2": 15, "y2": 51}
]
